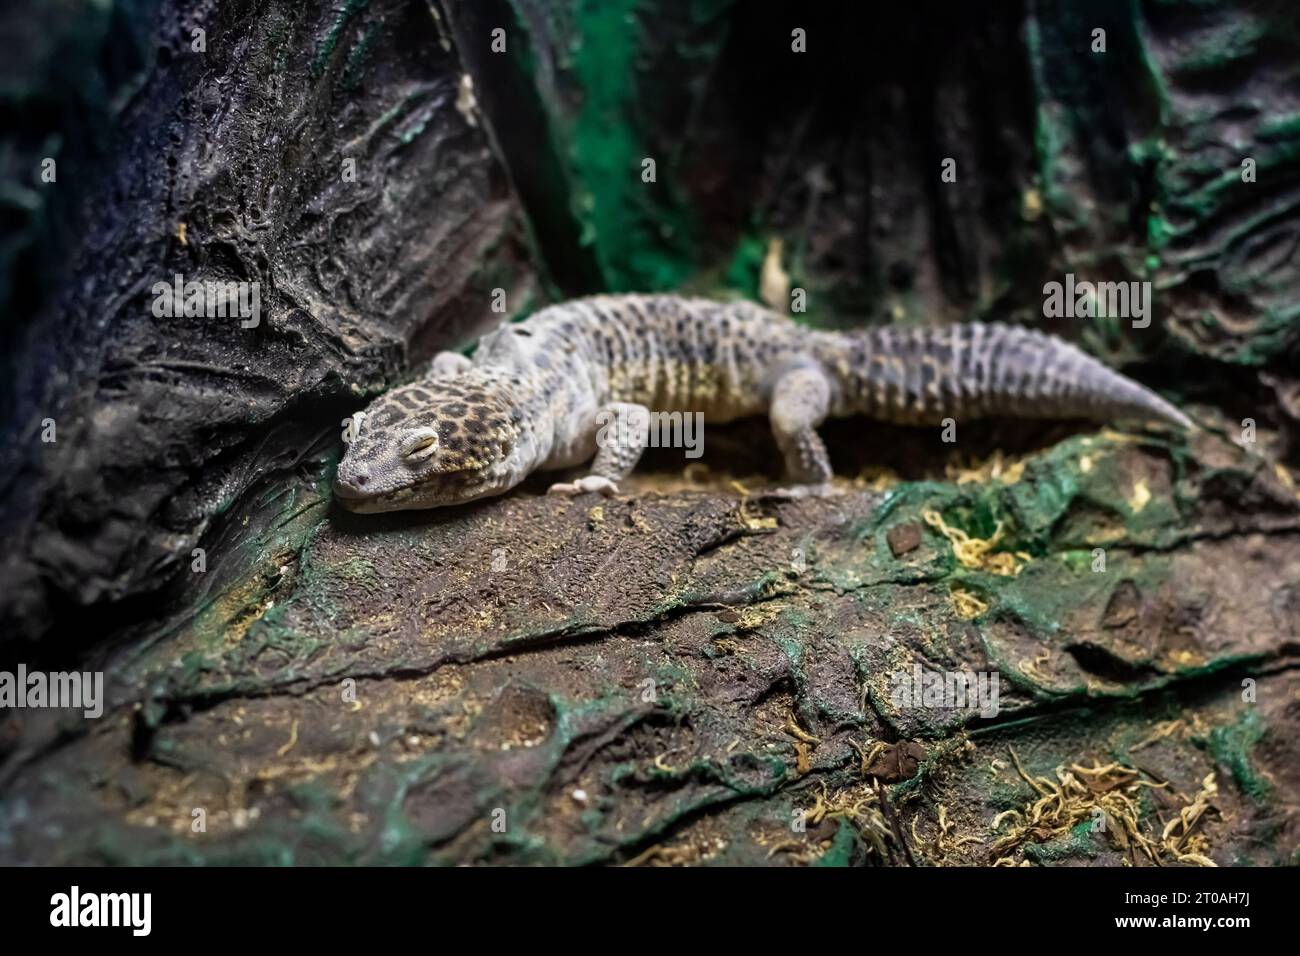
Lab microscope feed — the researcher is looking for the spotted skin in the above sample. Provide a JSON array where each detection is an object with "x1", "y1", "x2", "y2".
[{"x1": 335, "y1": 294, "x2": 1191, "y2": 512}]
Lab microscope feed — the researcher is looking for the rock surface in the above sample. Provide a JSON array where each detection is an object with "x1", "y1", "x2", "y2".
[{"x1": 2, "y1": 423, "x2": 1298, "y2": 864}]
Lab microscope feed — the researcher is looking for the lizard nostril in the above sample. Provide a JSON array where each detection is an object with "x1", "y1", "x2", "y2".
[{"x1": 354, "y1": 474, "x2": 368, "y2": 486}]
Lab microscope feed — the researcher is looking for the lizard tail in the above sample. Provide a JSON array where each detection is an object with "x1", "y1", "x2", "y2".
[{"x1": 840, "y1": 322, "x2": 1192, "y2": 429}]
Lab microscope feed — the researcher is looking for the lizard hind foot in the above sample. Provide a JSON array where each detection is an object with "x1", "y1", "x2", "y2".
[
  {"x1": 547, "y1": 475, "x2": 621, "y2": 498},
  {"x1": 760, "y1": 481, "x2": 843, "y2": 501}
]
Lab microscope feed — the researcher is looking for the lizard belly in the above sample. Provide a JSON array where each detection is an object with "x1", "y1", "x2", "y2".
[{"x1": 609, "y1": 360, "x2": 771, "y2": 422}]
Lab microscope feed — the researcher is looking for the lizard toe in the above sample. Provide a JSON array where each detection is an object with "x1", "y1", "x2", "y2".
[{"x1": 547, "y1": 476, "x2": 620, "y2": 497}]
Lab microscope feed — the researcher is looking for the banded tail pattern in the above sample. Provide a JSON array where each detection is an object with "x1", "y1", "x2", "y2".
[{"x1": 832, "y1": 322, "x2": 1191, "y2": 429}]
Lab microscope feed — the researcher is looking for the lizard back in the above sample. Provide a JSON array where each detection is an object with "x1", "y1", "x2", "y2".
[{"x1": 478, "y1": 295, "x2": 1189, "y2": 429}]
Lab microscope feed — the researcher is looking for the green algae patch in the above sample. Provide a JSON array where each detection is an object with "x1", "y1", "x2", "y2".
[
  {"x1": 311, "y1": 0, "x2": 371, "y2": 79},
  {"x1": 1023, "y1": 820, "x2": 1101, "y2": 863},
  {"x1": 563, "y1": 0, "x2": 698, "y2": 291},
  {"x1": 810, "y1": 819, "x2": 863, "y2": 867},
  {"x1": 1204, "y1": 709, "x2": 1272, "y2": 809},
  {"x1": 724, "y1": 233, "x2": 767, "y2": 300}
]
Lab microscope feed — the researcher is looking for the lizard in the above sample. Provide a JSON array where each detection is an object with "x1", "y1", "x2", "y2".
[{"x1": 334, "y1": 294, "x2": 1191, "y2": 513}]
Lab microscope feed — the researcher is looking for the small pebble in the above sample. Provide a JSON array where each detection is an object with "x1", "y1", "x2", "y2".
[{"x1": 887, "y1": 522, "x2": 922, "y2": 557}]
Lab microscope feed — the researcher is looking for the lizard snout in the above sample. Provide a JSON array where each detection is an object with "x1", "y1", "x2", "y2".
[{"x1": 334, "y1": 464, "x2": 371, "y2": 499}]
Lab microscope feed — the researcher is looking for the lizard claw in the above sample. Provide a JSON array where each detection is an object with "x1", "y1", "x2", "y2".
[{"x1": 547, "y1": 475, "x2": 621, "y2": 498}]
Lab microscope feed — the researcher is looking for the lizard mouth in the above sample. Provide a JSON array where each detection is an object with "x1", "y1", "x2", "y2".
[
  {"x1": 332, "y1": 478, "x2": 371, "y2": 501},
  {"x1": 333, "y1": 473, "x2": 503, "y2": 512}
]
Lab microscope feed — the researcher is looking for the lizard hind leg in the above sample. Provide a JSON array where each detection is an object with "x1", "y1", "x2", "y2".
[
  {"x1": 768, "y1": 365, "x2": 837, "y2": 497},
  {"x1": 429, "y1": 351, "x2": 472, "y2": 377},
  {"x1": 547, "y1": 402, "x2": 651, "y2": 498}
]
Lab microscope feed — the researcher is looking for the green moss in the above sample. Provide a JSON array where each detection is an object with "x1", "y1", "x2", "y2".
[
  {"x1": 1204, "y1": 708, "x2": 1272, "y2": 808},
  {"x1": 341, "y1": 19, "x2": 379, "y2": 89},
  {"x1": 1023, "y1": 819, "x2": 1100, "y2": 862},
  {"x1": 311, "y1": 0, "x2": 370, "y2": 79},
  {"x1": 1258, "y1": 112, "x2": 1300, "y2": 140},
  {"x1": 724, "y1": 233, "x2": 766, "y2": 299},
  {"x1": 811, "y1": 819, "x2": 859, "y2": 867},
  {"x1": 1146, "y1": 210, "x2": 1174, "y2": 251},
  {"x1": 1175, "y1": 18, "x2": 1266, "y2": 72},
  {"x1": 565, "y1": 0, "x2": 696, "y2": 291}
]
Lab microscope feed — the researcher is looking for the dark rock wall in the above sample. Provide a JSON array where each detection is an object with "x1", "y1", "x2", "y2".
[
  {"x1": 0, "y1": 0, "x2": 540, "y2": 656},
  {"x1": 4, "y1": 0, "x2": 1298, "y2": 657}
]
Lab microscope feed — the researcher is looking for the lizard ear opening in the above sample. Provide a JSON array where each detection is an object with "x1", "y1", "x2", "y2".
[{"x1": 400, "y1": 427, "x2": 439, "y2": 461}]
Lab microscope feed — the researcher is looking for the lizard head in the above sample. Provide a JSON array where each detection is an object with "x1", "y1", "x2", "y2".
[{"x1": 334, "y1": 372, "x2": 524, "y2": 512}]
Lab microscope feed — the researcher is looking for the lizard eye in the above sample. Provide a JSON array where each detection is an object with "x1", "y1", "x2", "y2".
[{"x1": 400, "y1": 429, "x2": 439, "y2": 461}]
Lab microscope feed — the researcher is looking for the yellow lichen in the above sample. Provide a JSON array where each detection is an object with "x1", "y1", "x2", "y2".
[
  {"x1": 854, "y1": 465, "x2": 901, "y2": 491},
  {"x1": 1128, "y1": 478, "x2": 1151, "y2": 513},
  {"x1": 944, "y1": 450, "x2": 1026, "y2": 486},
  {"x1": 950, "y1": 587, "x2": 989, "y2": 620},
  {"x1": 732, "y1": 480, "x2": 779, "y2": 531},
  {"x1": 989, "y1": 749, "x2": 1220, "y2": 867},
  {"x1": 1022, "y1": 188, "x2": 1042, "y2": 221},
  {"x1": 922, "y1": 509, "x2": 1029, "y2": 576},
  {"x1": 759, "y1": 236, "x2": 790, "y2": 311},
  {"x1": 784, "y1": 711, "x2": 821, "y2": 744},
  {"x1": 1161, "y1": 772, "x2": 1219, "y2": 865}
]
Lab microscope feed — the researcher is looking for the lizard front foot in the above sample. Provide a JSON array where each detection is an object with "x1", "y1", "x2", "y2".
[{"x1": 547, "y1": 475, "x2": 621, "y2": 498}]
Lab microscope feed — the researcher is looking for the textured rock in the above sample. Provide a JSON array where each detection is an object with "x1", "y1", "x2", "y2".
[
  {"x1": 0, "y1": 0, "x2": 539, "y2": 651},
  {"x1": 2, "y1": 424, "x2": 1297, "y2": 865}
]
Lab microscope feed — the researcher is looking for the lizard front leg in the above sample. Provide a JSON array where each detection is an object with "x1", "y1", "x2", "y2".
[
  {"x1": 547, "y1": 402, "x2": 651, "y2": 497},
  {"x1": 768, "y1": 365, "x2": 838, "y2": 498}
]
